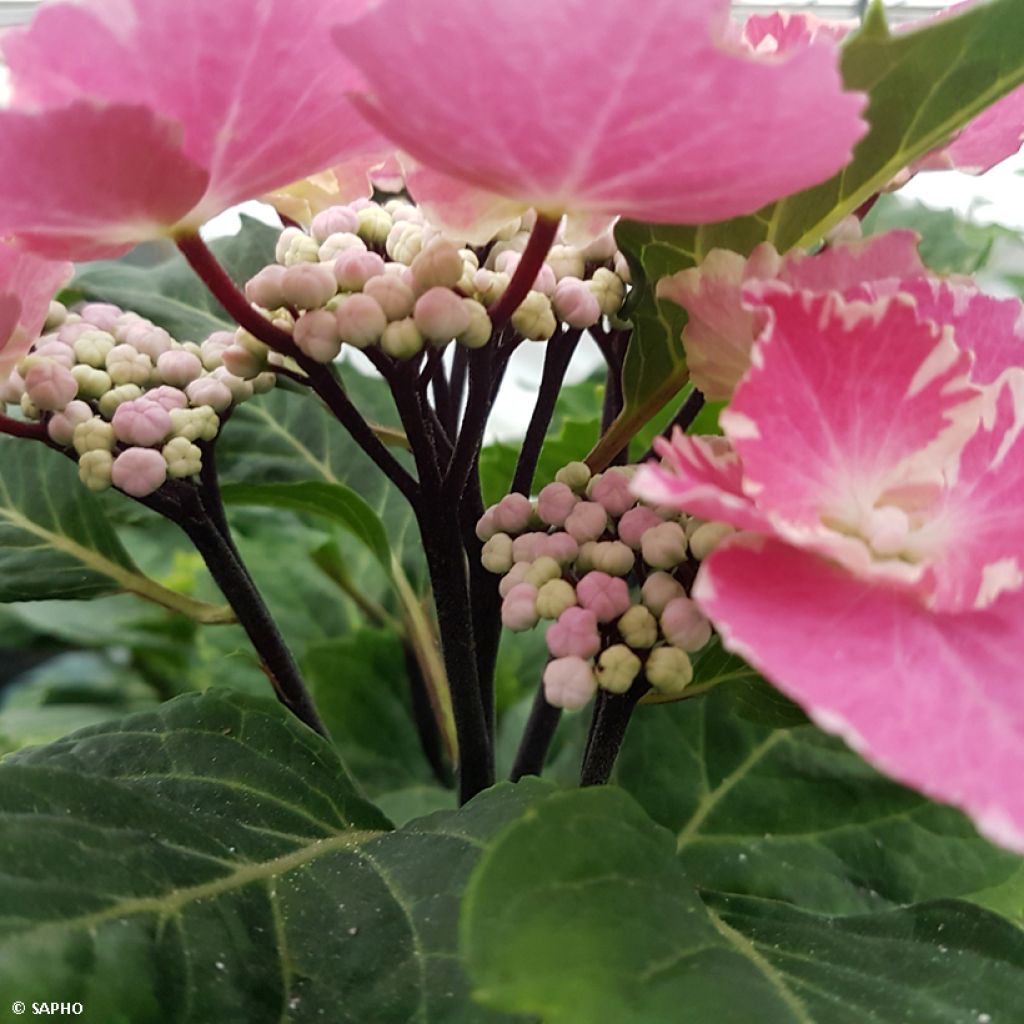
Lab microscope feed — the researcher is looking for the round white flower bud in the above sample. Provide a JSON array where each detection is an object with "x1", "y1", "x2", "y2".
[
  {"x1": 336, "y1": 294, "x2": 388, "y2": 349},
  {"x1": 596, "y1": 644, "x2": 642, "y2": 694},
  {"x1": 545, "y1": 245, "x2": 586, "y2": 282},
  {"x1": 221, "y1": 343, "x2": 266, "y2": 380},
  {"x1": 334, "y1": 250, "x2": 387, "y2": 292},
  {"x1": 357, "y1": 205, "x2": 393, "y2": 245},
  {"x1": 555, "y1": 461, "x2": 591, "y2": 493},
  {"x1": 278, "y1": 229, "x2": 320, "y2": 266},
  {"x1": 185, "y1": 377, "x2": 233, "y2": 412},
  {"x1": 19, "y1": 393, "x2": 40, "y2": 419},
  {"x1": 457, "y1": 299, "x2": 492, "y2": 349},
  {"x1": 294, "y1": 309, "x2": 342, "y2": 362},
  {"x1": 98, "y1": 384, "x2": 143, "y2": 419},
  {"x1": 689, "y1": 521, "x2": 736, "y2": 561},
  {"x1": 72, "y1": 329, "x2": 115, "y2": 368},
  {"x1": 414, "y1": 287, "x2": 472, "y2": 346},
  {"x1": 481, "y1": 533, "x2": 514, "y2": 574},
  {"x1": 472, "y1": 269, "x2": 509, "y2": 306},
  {"x1": 380, "y1": 318, "x2": 424, "y2": 360},
  {"x1": 45, "y1": 300, "x2": 68, "y2": 331},
  {"x1": 641, "y1": 521, "x2": 688, "y2": 570},
  {"x1": 169, "y1": 405, "x2": 219, "y2": 442},
  {"x1": 156, "y1": 349, "x2": 203, "y2": 388},
  {"x1": 73, "y1": 417, "x2": 115, "y2": 455},
  {"x1": 78, "y1": 449, "x2": 114, "y2": 492},
  {"x1": 211, "y1": 366, "x2": 254, "y2": 404},
  {"x1": 318, "y1": 231, "x2": 367, "y2": 264},
  {"x1": 411, "y1": 239, "x2": 466, "y2": 292},
  {"x1": 106, "y1": 344, "x2": 152, "y2": 387},
  {"x1": 641, "y1": 572, "x2": 686, "y2": 616},
  {"x1": 543, "y1": 656, "x2": 597, "y2": 711},
  {"x1": 524, "y1": 555, "x2": 562, "y2": 589},
  {"x1": 281, "y1": 263, "x2": 337, "y2": 310},
  {"x1": 587, "y1": 267, "x2": 626, "y2": 317},
  {"x1": 645, "y1": 645, "x2": 693, "y2": 695},
  {"x1": 618, "y1": 604, "x2": 658, "y2": 650},
  {"x1": 70, "y1": 364, "x2": 110, "y2": 400},
  {"x1": 587, "y1": 540, "x2": 635, "y2": 576},
  {"x1": 201, "y1": 331, "x2": 237, "y2": 371},
  {"x1": 252, "y1": 371, "x2": 277, "y2": 394},
  {"x1": 386, "y1": 221, "x2": 425, "y2": 265},
  {"x1": 661, "y1": 597, "x2": 712, "y2": 652},
  {"x1": 511, "y1": 290, "x2": 557, "y2": 341},
  {"x1": 162, "y1": 436, "x2": 203, "y2": 479},
  {"x1": 535, "y1": 578, "x2": 577, "y2": 620}
]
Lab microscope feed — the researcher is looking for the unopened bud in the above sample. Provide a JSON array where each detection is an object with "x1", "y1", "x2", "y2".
[
  {"x1": 414, "y1": 287, "x2": 471, "y2": 346},
  {"x1": 641, "y1": 521, "x2": 688, "y2": 570},
  {"x1": 618, "y1": 506, "x2": 663, "y2": 549},
  {"x1": 491, "y1": 493, "x2": 533, "y2": 535},
  {"x1": 311, "y1": 206, "x2": 359, "y2": 243},
  {"x1": 613, "y1": 251, "x2": 632, "y2": 285},
  {"x1": 481, "y1": 533, "x2": 514, "y2": 574},
  {"x1": 410, "y1": 239, "x2": 464, "y2": 292},
  {"x1": 162, "y1": 436, "x2": 203, "y2": 479},
  {"x1": 78, "y1": 449, "x2": 113, "y2": 491},
  {"x1": 554, "y1": 460, "x2": 591, "y2": 493},
  {"x1": 511, "y1": 531, "x2": 548, "y2": 563},
  {"x1": 79, "y1": 302, "x2": 121, "y2": 332},
  {"x1": 106, "y1": 344, "x2": 152, "y2": 386},
  {"x1": 33, "y1": 340, "x2": 75, "y2": 369},
  {"x1": 543, "y1": 656, "x2": 597, "y2": 710},
  {"x1": 473, "y1": 269, "x2": 510, "y2": 306},
  {"x1": 245, "y1": 265, "x2": 288, "y2": 309},
  {"x1": 111, "y1": 446, "x2": 168, "y2": 497},
  {"x1": 546, "y1": 245, "x2": 586, "y2": 282},
  {"x1": 334, "y1": 249, "x2": 386, "y2": 292},
  {"x1": 281, "y1": 263, "x2": 337, "y2": 310},
  {"x1": 457, "y1": 299, "x2": 492, "y2": 349},
  {"x1": 386, "y1": 221, "x2": 425, "y2": 265},
  {"x1": 221, "y1": 343, "x2": 266, "y2": 380},
  {"x1": 511, "y1": 290, "x2": 557, "y2": 341},
  {"x1": 318, "y1": 231, "x2": 367, "y2": 263},
  {"x1": 552, "y1": 277, "x2": 602, "y2": 328},
  {"x1": 661, "y1": 597, "x2": 712, "y2": 652},
  {"x1": 564, "y1": 501, "x2": 607, "y2": 544},
  {"x1": 590, "y1": 468, "x2": 636, "y2": 517},
  {"x1": 543, "y1": 531, "x2": 579, "y2": 566},
  {"x1": 147, "y1": 385, "x2": 188, "y2": 411},
  {"x1": 118, "y1": 322, "x2": 173, "y2": 360},
  {"x1": 357, "y1": 205, "x2": 392, "y2": 246},
  {"x1": 524, "y1": 555, "x2": 562, "y2": 588},
  {"x1": 211, "y1": 366, "x2": 253, "y2": 403},
  {"x1": 536, "y1": 578, "x2": 577, "y2": 619},
  {"x1": 185, "y1": 377, "x2": 233, "y2": 412},
  {"x1": 499, "y1": 561, "x2": 531, "y2": 597},
  {"x1": 596, "y1": 644, "x2": 641, "y2": 694},
  {"x1": 97, "y1": 384, "x2": 142, "y2": 419},
  {"x1": 337, "y1": 294, "x2": 388, "y2": 349},
  {"x1": 45, "y1": 300, "x2": 68, "y2": 330},
  {"x1": 580, "y1": 230, "x2": 617, "y2": 263},
  {"x1": 169, "y1": 405, "x2": 219, "y2": 442},
  {"x1": 112, "y1": 398, "x2": 172, "y2": 446},
  {"x1": 501, "y1": 582, "x2": 540, "y2": 631},
  {"x1": 24, "y1": 360, "x2": 77, "y2": 411},
  {"x1": 69, "y1": 363, "x2": 109, "y2": 400},
  {"x1": 546, "y1": 606, "x2": 601, "y2": 659},
  {"x1": 576, "y1": 571, "x2": 631, "y2": 623},
  {"x1": 47, "y1": 400, "x2": 93, "y2": 446},
  {"x1": 363, "y1": 274, "x2": 415, "y2": 321},
  {"x1": 156, "y1": 349, "x2": 203, "y2": 388},
  {"x1": 688, "y1": 521, "x2": 736, "y2": 561},
  {"x1": 201, "y1": 331, "x2": 236, "y2": 371},
  {"x1": 294, "y1": 309, "x2": 342, "y2": 362},
  {"x1": 586, "y1": 540, "x2": 635, "y2": 576},
  {"x1": 645, "y1": 645, "x2": 693, "y2": 695},
  {"x1": 380, "y1": 317, "x2": 424, "y2": 360},
  {"x1": 537, "y1": 482, "x2": 578, "y2": 527},
  {"x1": 277, "y1": 228, "x2": 320, "y2": 266},
  {"x1": 252, "y1": 371, "x2": 276, "y2": 394},
  {"x1": 587, "y1": 267, "x2": 626, "y2": 317},
  {"x1": 618, "y1": 604, "x2": 658, "y2": 649}
]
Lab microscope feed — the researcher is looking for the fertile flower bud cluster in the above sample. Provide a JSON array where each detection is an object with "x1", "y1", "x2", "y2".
[
  {"x1": 477, "y1": 462, "x2": 736, "y2": 711},
  {"x1": 0, "y1": 301, "x2": 274, "y2": 498},
  {"x1": 241, "y1": 198, "x2": 632, "y2": 366}
]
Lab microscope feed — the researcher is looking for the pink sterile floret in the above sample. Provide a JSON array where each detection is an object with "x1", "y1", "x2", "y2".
[
  {"x1": 575, "y1": 571, "x2": 631, "y2": 623},
  {"x1": 546, "y1": 606, "x2": 601, "y2": 660},
  {"x1": 0, "y1": 242, "x2": 73, "y2": 380},
  {"x1": 536, "y1": 482, "x2": 578, "y2": 528},
  {"x1": 0, "y1": 0, "x2": 390, "y2": 259},
  {"x1": 111, "y1": 446, "x2": 167, "y2": 498},
  {"x1": 617, "y1": 506, "x2": 663, "y2": 549},
  {"x1": 157, "y1": 349, "x2": 203, "y2": 388},
  {"x1": 112, "y1": 398, "x2": 172, "y2": 447},
  {"x1": 23, "y1": 359, "x2": 77, "y2": 411},
  {"x1": 501, "y1": 582, "x2": 539, "y2": 632},
  {"x1": 543, "y1": 656, "x2": 597, "y2": 711},
  {"x1": 335, "y1": 0, "x2": 866, "y2": 234},
  {"x1": 591, "y1": 470, "x2": 636, "y2": 518}
]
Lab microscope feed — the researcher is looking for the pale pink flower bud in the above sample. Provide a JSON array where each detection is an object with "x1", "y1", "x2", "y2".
[
  {"x1": 222, "y1": 344, "x2": 265, "y2": 380},
  {"x1": 543, "y1": 656, "x2": 597, "y2": 710},
  {"x1": 546, "y1": 246, "x2": 586, "y2": 282},
  {"x1": 318, "y1": 231, "x2": 367, "y2": 263},
  {"x1": 79, "y1": 302, "x2": 121, "y2": 332},
  {"x1": 457, "y1": 300, "x2": 492, "y2": 350},
  {"x1": 543, "y1": 531, "x2": 579, "y2": 566},
  {"x1": 336, "y1": 294, "x2": 388, "y2": 349},
  {"x1": 618, "y1": 604, "x2": 658, "y2": 650},
  {"x1": 57, "y1": 321, "x2": 96, "y2": 345},
  {"x1": 511, "y1": 290, "x2": 556, "y2": 341},
  {"x1": 162, "y1": 436, "x2": 203, "y2": 479},
  {"x1": 78, "y1": 449, "x2": 113, "y2": 492},
  {"x1": 380, "y1": 318, "x2": 425, "y2": 360},
  {"x1": 587, "y1": 540, "x2": 635, "y2": 577},
  {"x1": 356, "y1": 205, "x2": 392, "y2": 245},
  {"x1": 294, "y1": 309, "x2": 342, "y2": 362},
  {"x1": 576, "y1": 571, "x2": 631, "y2": 623},
  {"x1": 552, "y1": 277, "x2": 602, "y2": 328},
  {"x1": 590, "y1": 469, "x2": 636, "y2": 518},
  {"x1": 641, "y1": 521, "x2": 688, "y2": 570},
  {"x1": 33, "y1": 341, "x2": 75, "y2": 369},
  {"x1": 97, "y1": 384, "x2": 142, "y2": 419},
  {"x1": 106, "y1": 344, "x2": 152, "y2": 387},
  {"x1": 111, "y1": 446, "x2": 168, "y2": 498},
  {"x1": 491, "y1": 493, "x2": 533, "y2": 535},
  {"x1": 201, "y1": 331, "x2": 237, "y2": 371},
  {"x1": 645, "y1": 646, "x2": 693, "y2": 695},
  {"x1": 537, "y1": 482, "x2": 578, "y2": 527},
  {"x1": 580, "y1": 230, "x2": 617, "y2": 263},
  {"x1": 618, "y1": 506, "x2": 663, "y2": 549},
  {"x1": 546, "y1": 606, "x2": 601, "y2": 659},
  {"x1": 112, "y1": 399, "x2": 172, "y2": 447},
  {"x1": 363, "y1": 275, "x2": 415, "y2": 321},
  {"x1": 185, "y1": 377, "x2": 233, "y2": 412},
  {"x1": 245, "y1": 265, "x2": 288, "y2": 309},
  {"x1": 276, "y1": 227, "x2": 319, "y2": 266},
  {"x1": 564, "y1": 501, "x2": 607, "y2": 543},
  {"x1": 536, "y1": 578, "x2": 577, "y2": 620},
  {"x1": 73, "y1": 417, "x2": 114, "y2": 455},
  {"x1": 661, "y1": 597, "x2": 712, "y2": 652},
  {"x1": 387, "y1": 202, "x2": 423, "y2": 226},
  {"x1": 554, "y1": 460, "x2": 591, "y2": 493},
  {"x1": 475, "y1": 507, "x2": 498, "y2": 542},
  {"x1": 156, "y1": 349, "x2": 203, "y2": 388},
  {"x1": 414, "y1": 287, "x2": 471, "y2": 346},
  {"x1": 211, "y1": 366, "x2": 254, "y2": 403},
  {"x1": 47, "y1": 400, "x2": 93, "y2": 446},
  {"x1": 481, "y1": 533, "x2": 514, "y2": 574},
  {"x1": 524, "y1": 555, "x2": 562, "y2": 588},
  {"x1": 499, "y1": 561, "x2": 531, "y2": 598},
  {"x1": 72, "y1": 328, "x2": 115, "y2": 368},
  {"x1": 281, "y1": 263, "x2": 337, "y2": 310},
  {"x1": 123, "y1": 324, "x2": 173, "y2": 361},
  {"x1": 252, "y1": 372, "x2": 276, "y2": 395},
  {"x1": 411, "y1": 239, "x2": 465, "y2": 292},
  {"x1": 688, "y1": 521, "x2": 736, "y2": 561},
  {"x1": 596, "y1": 644, "x2": 642, "y2": 695},
  {"x1": 147, "y1": 386, "x2": 188, "y2": 412},
  {"x1": 311, "y1": 206, "x2": 359, "y2": 243},
  {"x1": 511, "y1": 531, "x2": 549, "y2": 564},
  {"x1": 587, "y1": 267, "x2": 626, "y2": 316},
  {"x1": 333, "y1": 249, "x2": 386, "y2": 292},
  {"x1": 501, "y1": 582, "x2": 540, "y2": 631},
  {"x1": 23, "y1": 360, "x2": 77, "y2": 411}
]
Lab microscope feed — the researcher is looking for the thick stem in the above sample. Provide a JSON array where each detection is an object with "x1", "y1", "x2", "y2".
[
  {"x1": 510, "y1": 327, "x2": 582, "y2": 496},
  {"x1": 178, "y1": 499, "x2": 329, "y2": 738},
  {"x1": 443, "y1": 344, "x2": 494, "y2": 500},
  {"x1": 0, "y1": 414, "x2": 46, "y2": 441},
  {"x1": 510, "y1": 680, "x2": 563, "y2": 781},
  {"x1": 579, "y1": 676, "x2": 651, "y2": 786},
  {"x1": 487, "y1": 215, "x2": 560, "y2": 329},
  {"x1": 448, "y1": 343, "x2": 469, "y2": 435}
]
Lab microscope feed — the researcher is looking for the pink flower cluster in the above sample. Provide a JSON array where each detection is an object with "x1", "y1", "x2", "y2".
[
  {"x1": 635, "y1": 229, "x2": 1024, "y2": 851},
  {"x1": 2, "y1": 301, "x2": 274, "y2": 498},
  {"x1": 478, "y1": 463, "x2": 727, "y2": 711}
]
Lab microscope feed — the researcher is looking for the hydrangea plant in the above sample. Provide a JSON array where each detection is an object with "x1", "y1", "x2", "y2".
[{"x1": 1, "y1": 0, "x2": 1024, "y2": 1018}]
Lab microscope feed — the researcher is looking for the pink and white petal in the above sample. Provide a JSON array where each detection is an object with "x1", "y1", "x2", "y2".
[
  {"x1": 336, "y1": 0, "x2": 866, "y2": 225},
  {"x1": 0, "y1": 103, "x2": 209, "y2": 261},
  {"x1": 741, "y1": 11, "x2": 854, "y2": 53},
  {"x1": 696, "y1": 536, "x2": 1024, "y2": 852},
  {"x1": 924, "y1": 373, "x2": 1024, "y2": 611},
  {"x1": 0, "y1": 243, "x2": 73, "y2": 380},
  {"x1": 921, "y1": 86, "x2": 1024, "y2": 175},
  {"x1": 632, "y1": 431, "x2": 770, "y2": 532},
  {"x1": 726, "y1": 287, "x2": 980, "y2": 530},
  {"x1": 898, "y1": 277, "x2": 1024, "y2": 385},
  {"x1": 779, "y1": 229, "x2": 927, "y2": 296}
]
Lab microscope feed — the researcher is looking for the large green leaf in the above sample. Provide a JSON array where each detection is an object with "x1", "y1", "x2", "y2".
[
  {"x1": 615, "y1": 689, "x2": 1021, "y2": 916},
  {"x1": 70, "y1": 215, "x2": 280, "y2": 342},
  {"x1": 0, "y1": 689, "x2": 539, "y2": 1021},
  {"x1": 598, "y1": 0, "x2": 1024, "y2": 468},
  {"x1": 463, "y1": 787, "x2": 1024, "y2": 1023},
  {"x1": 0, "y1": 439, "x2": 232, "y2": 622}
]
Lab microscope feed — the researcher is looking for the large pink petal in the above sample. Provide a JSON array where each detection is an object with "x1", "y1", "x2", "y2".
[
  {"x1": 0, "y1": 103, "x2": 209, "y2": 261},
  {"x1": 0, "y1": 243, "x2": 73, "y2": 380},
  {"x1": 899, "y1": 277, "x2": 1024, "y2": 386},
  {"x1": 2, "y1": 0, "x2": 388, "y2": 236},
  {"x1": 335, "y1": 0, "x2": 866, "y2": 225},
  {"x1": 632, "y1": 431, "x2": 770, "y2": 532},
  {"x1": 938, "y1": 87, "x2": 1024, "y2": 172},
  {"x1": 727, "y1": 288, "x2": 979, "y2": 531},
  {"x1": 696, "y1": 537, "x2": 1024, "y2": 852}
]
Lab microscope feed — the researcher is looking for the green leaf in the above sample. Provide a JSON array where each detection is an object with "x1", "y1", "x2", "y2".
[
  {"x1": 615, "y1": 689, "x2": 1021, "y2": 916},
  {"x1": 71, "y1": 215, "x2": 280, "y2": 341},
  {"x1": 463, "y1": 787, "x2": 1024, "y2": 1023},
  {"x1": 0, "y1": 439, "x2": 233, "y2": 622},
  {"x1": 602, "y1": 0, "x2": 1024, "y2": 467},
  {"x1": 0, "y1": 689, "x2": 540, "y2": 1021}
]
